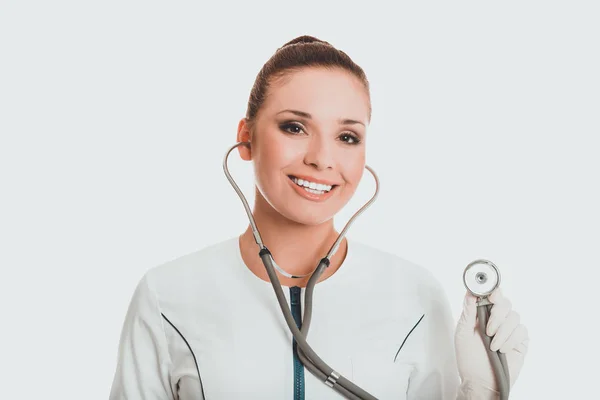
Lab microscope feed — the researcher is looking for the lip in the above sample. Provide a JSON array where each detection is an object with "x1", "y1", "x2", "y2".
[
  {"x1": 288, "y1": 174, "x2": 340, "y2": 186},
  {"x1": 287, "y1": 175, "x2": 338, "y2": 202}
]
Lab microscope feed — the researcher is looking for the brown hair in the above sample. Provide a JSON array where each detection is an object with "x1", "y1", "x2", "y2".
[{"x1": 245, "y1": 35, "x2": 371, "y2": 129}]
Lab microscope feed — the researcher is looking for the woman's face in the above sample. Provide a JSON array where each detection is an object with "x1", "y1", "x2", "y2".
[{"x1": 238, "y1": 67, "x2": 371, "y2": 226}]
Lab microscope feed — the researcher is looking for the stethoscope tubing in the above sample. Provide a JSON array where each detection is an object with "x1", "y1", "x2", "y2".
[
  {"x1": 223, "y1": 141, "x2": 380, "y2": 399},
  {"x1": 477, "y1": 303, "x2": 510, "y2": 399}
]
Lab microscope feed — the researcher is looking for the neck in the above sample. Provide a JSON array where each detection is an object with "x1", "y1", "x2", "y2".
[{"x1": 239, "y1": 190, "x2": 348, "y2": 287}]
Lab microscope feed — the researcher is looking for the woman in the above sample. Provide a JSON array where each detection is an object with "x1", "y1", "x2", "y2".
[{"x1": 109, "y1": 36, "x2": 529, "y2": 399}]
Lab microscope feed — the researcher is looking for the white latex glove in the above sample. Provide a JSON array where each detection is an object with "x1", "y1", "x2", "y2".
[{"x1": 455, "y1": 289, "x2": 529, "y2": 399}]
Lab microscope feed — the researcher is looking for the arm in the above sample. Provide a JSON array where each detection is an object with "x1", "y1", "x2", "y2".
[
  {"x1": 406, "y1": 274, "x2": 460, "y2": 400},
  {"x1": 109, "y1": 273, "x2": 175, "y2": 400}
]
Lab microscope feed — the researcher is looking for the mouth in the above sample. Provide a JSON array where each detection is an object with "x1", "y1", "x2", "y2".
[{"x1": 288, "y1": 175, "x2": 338, "y2": 196}]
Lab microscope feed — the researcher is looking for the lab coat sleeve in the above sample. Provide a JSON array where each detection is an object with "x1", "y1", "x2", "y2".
[
  {"x1": 109, "y1": 273, "x2": 175, "y2": 400},
  {"x1": 406, "y1": 273, "x2": 460, "y2": 400}
]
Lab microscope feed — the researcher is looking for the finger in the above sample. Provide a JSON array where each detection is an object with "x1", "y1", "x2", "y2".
[
  {"x1": 490, "y1": 311, "x2": 520, "y2": 351},
  {"x1": 458, "y1": 290, "x2": 478, "y2": 328},
  {"x1": 486, "y1": 292, "x2": 512, "y2": 336},
  {"x1": 514, "y1": 338, "x2": 530, "y2": 355},
  {"x1": 488, "y1": 287, "x2": 506, "y2": 305},
  {"x1": 499, "y1": 324, "x2": 529, "y2": 354}
]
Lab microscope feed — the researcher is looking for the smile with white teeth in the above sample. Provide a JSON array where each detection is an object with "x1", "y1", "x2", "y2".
[{"x1": 290, "y1": 176, "x2": 334, "y2": 195}]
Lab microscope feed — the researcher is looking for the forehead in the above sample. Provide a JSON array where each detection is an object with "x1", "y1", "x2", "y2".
[{"x1": 262, "y1": 67, "x2": 370, "y2": 123}]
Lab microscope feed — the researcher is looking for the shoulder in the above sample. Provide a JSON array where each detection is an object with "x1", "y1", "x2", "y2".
[
  {"x1": 347, "y1": 239, "x2": 447, "y2": 306},
  {"x1": 349, "y1": 239, "x2": 441, "y2": 287},
  {"x1": 142, "y1": 236, "x2": 240, "y2": 301}
]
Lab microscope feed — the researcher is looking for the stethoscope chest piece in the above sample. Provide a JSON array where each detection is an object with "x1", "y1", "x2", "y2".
[{"x1": 463, "y1": 259, "x2": 501, "y2": 297}]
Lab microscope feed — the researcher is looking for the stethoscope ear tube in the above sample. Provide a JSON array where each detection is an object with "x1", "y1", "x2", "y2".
[
  {"x1": 224, "y1": 142, "x2": 381, "y2": 399},
  {"x1": 464, "y1": 260, "x2": 510, "y2": 400}
]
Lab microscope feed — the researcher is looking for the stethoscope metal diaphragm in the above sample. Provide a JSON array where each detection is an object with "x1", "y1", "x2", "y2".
[{"x1": 463, "y1": 259, "x2": 501, "y2": 297}]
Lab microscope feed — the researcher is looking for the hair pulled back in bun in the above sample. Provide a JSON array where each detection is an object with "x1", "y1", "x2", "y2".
[
  {"x1": 279, "y1": 35, "x2": 332, "y2": 48},
  {"x1": 245, "y1": 35, "x2": 370, "y2": 126}
]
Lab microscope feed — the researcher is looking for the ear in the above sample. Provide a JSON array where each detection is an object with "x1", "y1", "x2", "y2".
[{"x1": 236, "y1": 118, "x2": 252, "y2": 161}]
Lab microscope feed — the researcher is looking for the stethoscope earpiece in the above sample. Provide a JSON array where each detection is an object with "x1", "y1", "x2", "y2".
[{"x1": 463, "y1": 259, "x2": 501, "y2": 298}]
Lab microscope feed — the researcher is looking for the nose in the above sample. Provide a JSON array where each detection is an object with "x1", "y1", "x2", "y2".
[{"x1": 303, "y1": 135, "x2": 334, "y2": 171}]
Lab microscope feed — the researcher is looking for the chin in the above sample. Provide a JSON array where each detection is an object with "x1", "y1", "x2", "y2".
[
  {"x1": 258, "y1": 186, "x2": 346, "y2": 226},
  {"x1": 280, "y1": 206, "x2": 335, "y2": 226}
]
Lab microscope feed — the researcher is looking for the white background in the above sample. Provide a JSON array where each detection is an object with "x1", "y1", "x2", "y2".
[{"x1": 1, "y1": 1, "x2": 598, "y2": 398}]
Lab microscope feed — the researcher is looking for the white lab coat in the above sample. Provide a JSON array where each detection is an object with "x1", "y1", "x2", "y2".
[{"x1": 109, "y1": 236, "x2": 460, "y2": 399}]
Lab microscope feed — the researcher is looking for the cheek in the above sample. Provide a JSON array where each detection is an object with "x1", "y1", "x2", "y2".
[
  {"x1": 341, "y1": 151, "x2": 366, "y2": 186},
  {"x1": 257, "y1": 131, "x2": 301, "y2": 170},
  {"x1": 253, "y1": 132, "x2": 297, "y2": 185}
]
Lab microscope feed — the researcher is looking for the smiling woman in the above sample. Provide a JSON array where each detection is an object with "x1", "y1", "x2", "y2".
[
  {"x1": 109, "y1": 35, "x2": 529, "y2": 400},
  {"x1": 237, "y1": 66, "x2": 369, "y2": 231}
]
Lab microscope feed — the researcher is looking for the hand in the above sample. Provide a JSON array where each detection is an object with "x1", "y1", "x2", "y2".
[{"x1": 454, "y1": 289, "x2": 529, "y2": 396}]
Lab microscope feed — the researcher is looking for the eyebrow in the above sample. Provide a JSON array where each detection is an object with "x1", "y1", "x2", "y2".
[{"x1": 276, "y1": 109, "x2": 365, "y2": 127}]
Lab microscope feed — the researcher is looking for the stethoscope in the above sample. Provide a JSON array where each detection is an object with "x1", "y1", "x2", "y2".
[
  {"x1": 222, "y1": 141, "x2": 511, "y2": 399},
  {"x1": 224, "y1": 141, "x2": 381, "y2": 399},
  {"x1": 463, "y1": 259, "x2": 511, "y2": 400}
]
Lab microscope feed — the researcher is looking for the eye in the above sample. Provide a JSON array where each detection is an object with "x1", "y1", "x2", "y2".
[
  {"x1": 339, "y1": 133, "x2": 361, "y2": 145},
  {"x1": 280, "y1": 122, "x2": 305, "y2": 135}
]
